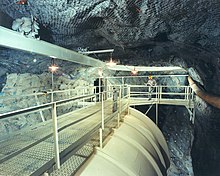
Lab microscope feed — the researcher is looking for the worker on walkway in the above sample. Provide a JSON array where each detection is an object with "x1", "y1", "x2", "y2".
[
  {"x1": 146, "y1": 75, "x2": 157, "y2": 100},
  {"x1": 112, "y1": 87, "x2": 118, "y2": 112}
]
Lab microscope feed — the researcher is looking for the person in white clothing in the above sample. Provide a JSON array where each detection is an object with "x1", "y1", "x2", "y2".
[{"x1": 146, "y1": 75, "x2": 157, "y2": 100}]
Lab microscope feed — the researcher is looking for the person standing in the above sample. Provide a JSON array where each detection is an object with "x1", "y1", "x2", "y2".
[
  {"x1": 112, "y1": 88, "x2": 118, "y2": 112},
  {"x1": 146, "y1": 75, "x2": 157, "y2": 100}
]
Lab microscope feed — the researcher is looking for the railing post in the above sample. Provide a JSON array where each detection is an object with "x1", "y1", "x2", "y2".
[
  {"x1": 186, "y1": 86, "x2": 189, "y2": 100},
  {"x1": 156, "y1": 103, "x2": 158, "y2": 125},
  {"x1": 52, "y1": 102, "x2": 60, "y2": 169},
  {"x1": 51, "y1": 72, "x2": 54, "y2": 103},
  {"x1": 101, "y1": 92, "x2": 104, "y2": 130},
  {"x1": 99, "y1": 128, "x2": 103, "y2": 148},
  {"x1": 122, "y1": 77, "x2": 124, "y2": 97},
  {"x1": 119, "y1": 85, "x2": 122, "y2": 115},
  {"x1": 127, "y1": 86, "x2": 130, "y2": 115},
  {"x1": 117, "y1": 113, "x2": 120, "y2": 128},
  {"x1": 118, "y1": 86, "x2": 122, "y2": 127},
  {"x1": 94, "y1": 87, "x2": 97, "y2": 102},
  {"x1": 99, "y1": 92, "x2": 104, "y2": 149},
  {"x1": 156, "y1": 86, "x2": 159, "y2": 102},
  {"x1": 160, "y1": 86, "x2": 162, "y2": 99},
  {"x1": 99, "y1": 77, "x2": 101, "y2": 102}
]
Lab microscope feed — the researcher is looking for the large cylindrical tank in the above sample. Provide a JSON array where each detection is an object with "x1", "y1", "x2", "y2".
[{"x1": 76, "y1": 107, "x2": 170, "y2": 176}]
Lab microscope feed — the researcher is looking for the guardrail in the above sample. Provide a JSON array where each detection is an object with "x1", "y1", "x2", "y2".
[
  {"x1": 0, "y1": 85, "x2": 129, "y2": 171},
  {"x1": 0, "y1": 83, "x2": 192, "y2": 172},
  {"x1": 128, "y1": 85, "x2": 194, "y2": 102}
]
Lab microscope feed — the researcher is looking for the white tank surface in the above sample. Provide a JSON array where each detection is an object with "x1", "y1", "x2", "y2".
[{"x1": 76, "y1": 107, "x2": 170, "y2": 176}]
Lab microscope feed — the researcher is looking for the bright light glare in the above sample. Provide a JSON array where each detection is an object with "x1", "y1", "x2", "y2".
[
  {"x1": 49, "y1": 65, "x2": 59, "y2": 73},
  {"x1": 106, "y1": 58, "x2": 117, "y2": 67},
  {"x1": 131, "y1": 68, "x2": 138, "y2": 75}
]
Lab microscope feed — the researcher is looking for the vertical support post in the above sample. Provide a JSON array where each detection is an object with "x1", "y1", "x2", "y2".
[
  {"x1": 156, "y1": 103, "x2": 158, "y2": 125},
  {"x1": 118, "y1": 86, "x2": 122, "y2": 126},
  {"x1": 186, "y1": 86, "x2": 189, "y2": 100},
  {"x1": 99, "y1": 128, "x2": 103, "y2": 148},
  {"x1": 104, "y1": 77, "x2": 107, "y2": 100},
  {"x1": 122, "y1": 77, "x2": 124, "y2": 98},
  {"x1": 156, "y1": 86, "x2": 158, "y2": 102},
  {"x1": 51, "y1": 72, "x2": 54, "y2": 102},
  {"x1": 99, "y1": 77, "x2": 101, "y2": 102},
  {"x1": 117, "y1": 112, "x2": 120, "y2": 128},
  {"x1": 127, "y1": 86, "x2": 130, "y2": 115},
  {"x1": 119, "y1": 85, "x2": 122, "y2": 115},
  {"x1": 158, "y1": 86, "x2": 160, "y2": 100},
  {"x1": 101, "y1": 92, "x2": 104, "y2": 130},
  {"x1": 52, "y1": 103, "x2": 60, "y2": 169},
  {"x1": 94, "y1": 87, "x2": 97, "y2": 102}
]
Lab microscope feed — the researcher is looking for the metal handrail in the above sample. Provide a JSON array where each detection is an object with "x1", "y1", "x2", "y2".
[
  {"x1": 0, "y1": 94, "x2": 95, "y2": 119},
  {"x1": 0, "y1": 83, "x2": 192, "y2": 172},
  {"x1": 128, "y1": 85, "x2": 194, "y2": 103}
]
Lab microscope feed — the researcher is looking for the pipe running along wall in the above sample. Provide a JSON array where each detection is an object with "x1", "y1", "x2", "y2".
[{"x1": 188, "y1": 76, "x2": 220, "y2": 109}]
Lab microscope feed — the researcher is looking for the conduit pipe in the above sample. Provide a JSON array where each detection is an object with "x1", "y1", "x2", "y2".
[{"x1": 188, "y1": 76, "x2": 220, "y2": 109}]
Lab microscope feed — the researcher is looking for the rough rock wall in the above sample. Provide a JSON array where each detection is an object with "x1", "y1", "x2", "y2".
[
  {"x1": 1, "y1": 1, "x2": 220, "y2": 50},
  {"x1": 1, "y1": 0, "x2": 220, "y2": 175},
  {"x1": 0, "y1": 73, "x2": 52, "y2": 138},
  {"x1": 160, "y1": 106, "x2": 194, "y2": 176},
  {"x1": 0, "y1": 68, "x2": 99, "y2": 139}
]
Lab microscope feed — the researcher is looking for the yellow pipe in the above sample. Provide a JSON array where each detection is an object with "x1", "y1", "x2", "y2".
[{"x1": 188, "y1": 76, "x2": 220, "y2": 109}]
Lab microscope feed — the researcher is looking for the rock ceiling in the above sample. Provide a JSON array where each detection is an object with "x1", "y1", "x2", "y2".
[
  {"x1": 1, "y1": 0, "x2": 220, "y2": 94},
  {"x1": 1, "y1": 1, "x2": 220, "y2": 175}
]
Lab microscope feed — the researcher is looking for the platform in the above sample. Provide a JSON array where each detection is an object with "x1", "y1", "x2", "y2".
[
  {"x1": 0, "y1": 100, "x2": 127, "y2": 175},
  {"x1": 130, "y1": 97, "x2": 194, "y2": 108}
]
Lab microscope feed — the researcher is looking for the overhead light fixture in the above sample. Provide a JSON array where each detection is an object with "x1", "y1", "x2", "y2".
[
  {"x1": 131, "y1": 67, "x2": 138, "y2": 75},
  {"x1": 106, "y1": 58, "x2": 117, "y2": 67},
  {"x1": 49, "y1": 65, "x2": 59, "y2": 73},
  {"x1": 106, "y1": 52, "x2": 117, "y2": 67},
  {"x1": 49, "y1": 58, "x2": 59, "y2": 73}
]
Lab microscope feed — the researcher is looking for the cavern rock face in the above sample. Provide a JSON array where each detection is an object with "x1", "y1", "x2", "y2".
[{"x1": 0, "y1": 0, "x2": 220, "y2": 175}]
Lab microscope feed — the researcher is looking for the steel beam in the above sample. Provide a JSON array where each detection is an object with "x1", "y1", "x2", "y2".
[
  {"x1": 0, "y1": 26, "x2": 105, "y2": 67},
  {"x1": 79, "y1": 49, "x2": 114, "y2": 54},
  {"x1": 107, "y1": 65, "x2": 186, "y2": 72}
]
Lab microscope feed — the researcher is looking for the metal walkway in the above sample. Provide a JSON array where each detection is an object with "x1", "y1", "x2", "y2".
[
  {"x1": 130, "y1": 97, "x2": 194, "y2": 108},
  {"x1": 0, "y1": 99, "x2": 127, "y2": 175},
  {"x1": 0, "y1": 83, "x2": 194, "y2": 175}
]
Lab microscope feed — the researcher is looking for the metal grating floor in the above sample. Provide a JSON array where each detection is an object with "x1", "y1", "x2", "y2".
[{"x1": 0, "y1": 100, "x2": 121, "y2": 175}]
